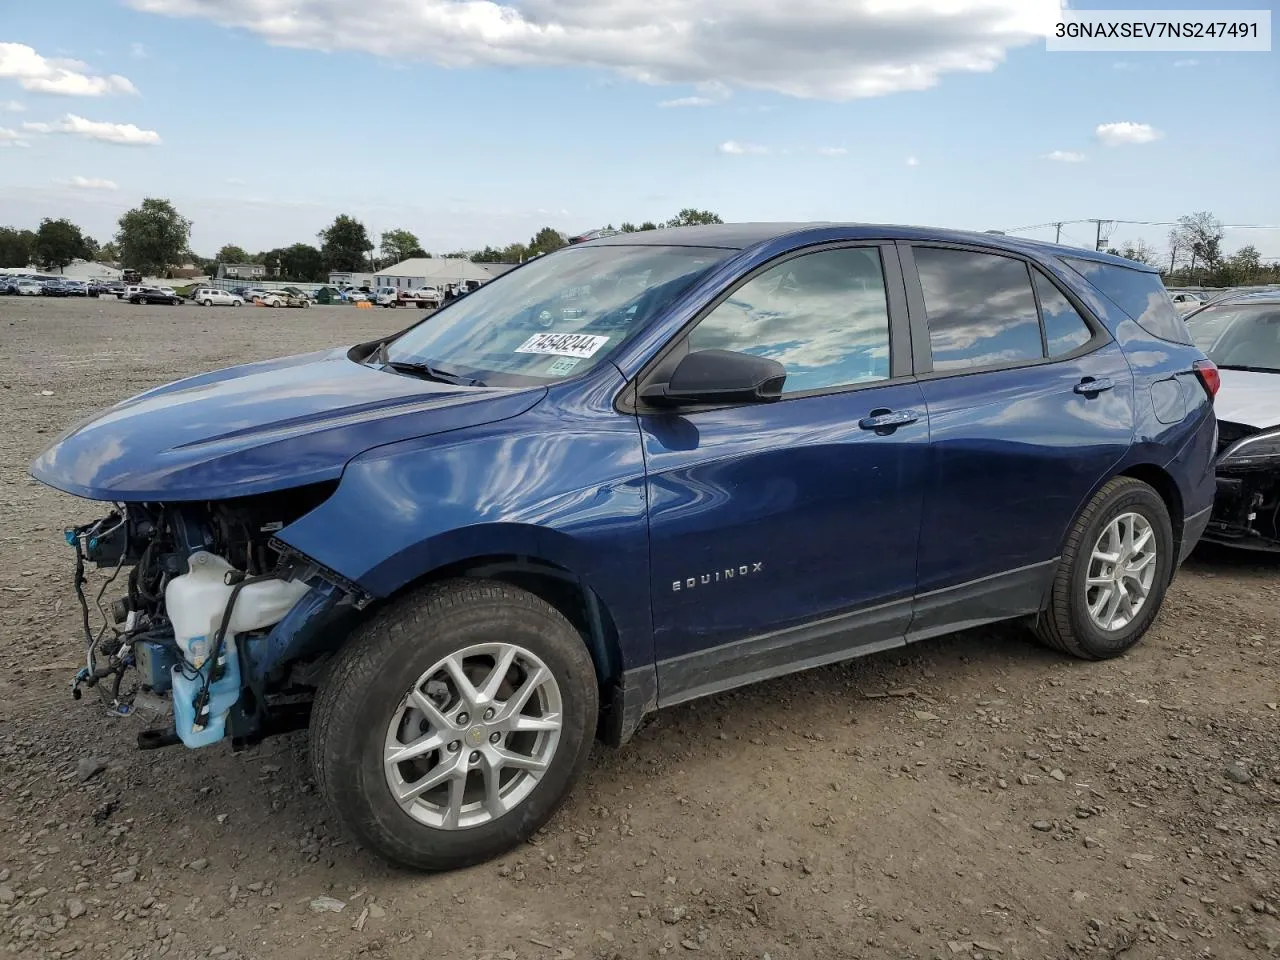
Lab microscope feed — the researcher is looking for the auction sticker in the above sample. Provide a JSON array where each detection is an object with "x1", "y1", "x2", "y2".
[{"x1": 515, "y1": 332, "x2": 610, "y2": 358}]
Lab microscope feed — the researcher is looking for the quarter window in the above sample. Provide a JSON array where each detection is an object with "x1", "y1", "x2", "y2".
[
  {"x1": 915, "y1": 248, "x2": 1042, "y2": 371},
  {"x1": 1033, "y1": 271, "x2": 1093, "y2": 356},
  {"x1": 686, "y1": 247, "x2": 892, "y2": 394}
]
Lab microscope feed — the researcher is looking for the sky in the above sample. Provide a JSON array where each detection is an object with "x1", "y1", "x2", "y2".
[{"x1": 0, "y1": 0, "x2": 1277, "y2": 260}]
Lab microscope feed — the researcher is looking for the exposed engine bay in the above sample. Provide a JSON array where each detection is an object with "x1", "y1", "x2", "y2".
[
  {"x1": 1207, "y1": 420, "x2": 1280, "y2": 551},
  {"x1": 66, "y1": 484, "x2": 362, "y2": 750}
]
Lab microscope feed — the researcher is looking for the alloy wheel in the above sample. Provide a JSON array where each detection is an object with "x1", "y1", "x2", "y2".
[
  {"x1": 1085, "y1": 511, "x2": 1157, "y2": 631},
  {"x1": 383, "y1": 642, "x2": 563, "y2": 830}
]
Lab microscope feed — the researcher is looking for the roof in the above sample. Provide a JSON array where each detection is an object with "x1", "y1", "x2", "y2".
[
  {"x1": 374, "y1": 257, "x2": 495, "y2": 282},
  {"x1": 582, "y1": 222, "x2": 1159, "y2": 271}
]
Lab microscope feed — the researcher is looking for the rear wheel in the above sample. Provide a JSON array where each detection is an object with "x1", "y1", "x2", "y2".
[
  {"x1": 1035, "y1": 477, "x2": 1174, "y2": 660},
  {"x1": 203, "y1": 299, "x2": 213, "y2": 307},
  {"x1": 310, "y1": 579, "x2": 598, "y2": 871}
]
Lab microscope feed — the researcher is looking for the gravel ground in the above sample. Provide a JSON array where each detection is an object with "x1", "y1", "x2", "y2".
[{"x1": 0, "y1": 295, "x2": 1277, "y2": 960}]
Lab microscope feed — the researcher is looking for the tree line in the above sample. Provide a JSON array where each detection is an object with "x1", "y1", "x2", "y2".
[
  {"x1": 1104, "y1": 211, "x2": 1278, "y2": 287},
  {"x1": 0, "y1": 203, "x2": 725, "y2": 282}
]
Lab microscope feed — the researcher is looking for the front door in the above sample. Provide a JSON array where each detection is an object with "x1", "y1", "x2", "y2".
[{"x1": 639, "y1": 243, "x2": 930, "y2": 706}]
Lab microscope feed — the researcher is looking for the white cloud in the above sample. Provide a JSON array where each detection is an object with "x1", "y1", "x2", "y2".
[
  {"x1": 1095, "y1": 121, "x2": 1162, "y2": 146},
  {"x1": 1173, "y1": 58, "x2": 1198, "y2": 67},
  {"x1": 719, "y1": 140, "x2": 768, "y2": 155},
  {"x1": 0, "y1": 127, "x2": 30, "y2": 147},
  {"x1": 0, "y1": 99, "x2": 24, "y2": 112},
  {"x1": 1044, "y1": 149, "x2": 1086, "y2": 163},
  {"x1": 123, "y1": 0, "x2": 1061, "y2": 100},
  {"x1": 659, "y1": 96, "x2": 716, "y2": 108},
  {"x1": 0, "y1": 43, "x2": 138, "y2": 96},
  {"x1": 817, "y1": 147, "x2": 847, "y2": 156},
  {"x1": 905, "y1": 155, "x2": 920, "y2": 166},
  {"x1": 23, "y1": 113, "x2": 161, "y2": 145},
  {"x1": 57, "y1": 175, "x2": 121, "y2": 190}
]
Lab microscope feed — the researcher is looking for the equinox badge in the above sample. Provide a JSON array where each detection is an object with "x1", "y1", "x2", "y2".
[{"x1": 672, "y1": 562, "x2": 764, "y2": 592}]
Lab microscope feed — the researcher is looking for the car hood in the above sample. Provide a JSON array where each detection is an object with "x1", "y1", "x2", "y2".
[
  {"x1": 1215, "y1": 368, "x2": 1280, "y2": 431},
  {"x1": 30, "y1": 347, "x2": 545, "y2": 502}
]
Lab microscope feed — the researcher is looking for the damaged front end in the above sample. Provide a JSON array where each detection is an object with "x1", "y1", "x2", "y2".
[
  {"x1": 1205, "y1": 421, "x2": 1280, "y2": 551},
  {"x1": 66, "y1": 485, "x2": 367, "y2": 751}
]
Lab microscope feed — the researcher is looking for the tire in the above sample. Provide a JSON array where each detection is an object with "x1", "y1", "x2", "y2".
[
  {"x1": 203, "y1": 299, "x2": 213, "y2": 307},
  {"x1": 1035, "y1": 477, "x2": 1174, "y2": 660},
  {"x1": 233, "y1": 300, "x2": 243, "y2": 307},
  {"x1": 311, "y1": 579, "x2": 598, "y2": 871}
]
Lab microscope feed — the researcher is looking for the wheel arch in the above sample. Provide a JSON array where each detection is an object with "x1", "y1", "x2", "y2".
[
  {"x1": 1116, "y1": 462, "x2": 1184, "y2": 558},
  {"x1": 360, "y1": 546, "x2": 641, "y2": 745}
]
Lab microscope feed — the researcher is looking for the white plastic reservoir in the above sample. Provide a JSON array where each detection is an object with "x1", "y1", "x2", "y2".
[{"x1": 165, "y1": 551, "x2": 311, "y2": 668}]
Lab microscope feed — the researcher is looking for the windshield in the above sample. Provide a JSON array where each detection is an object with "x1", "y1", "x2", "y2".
[
  {"x1": 384, "y1": 245, "x2": 734, "y2": 385},
  {"x1": 1186, "y1": 303, "x2": 1280, "y2": 372}
]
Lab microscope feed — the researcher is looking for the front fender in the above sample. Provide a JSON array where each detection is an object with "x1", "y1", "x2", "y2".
[{"x1": 274, "y1": 368, "x2": 654, "y2": 670}]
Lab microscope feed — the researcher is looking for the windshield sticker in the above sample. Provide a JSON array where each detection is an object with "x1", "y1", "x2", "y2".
[
  {"x1": 515, "y1": 332, "x2": 610, "y2": 359},
  {"x1": 547, "y1": 356, "x2": 582, "y2": 376}
]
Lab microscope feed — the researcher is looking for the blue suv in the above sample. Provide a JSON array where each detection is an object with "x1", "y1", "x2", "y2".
[{"x1": 31, "y1": 223, "x2": 1219, "y2": 870}]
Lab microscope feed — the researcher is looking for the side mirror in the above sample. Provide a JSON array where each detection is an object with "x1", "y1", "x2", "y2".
[{"x1": 640, "y1": 349, "x2": 786, "y2": 407}]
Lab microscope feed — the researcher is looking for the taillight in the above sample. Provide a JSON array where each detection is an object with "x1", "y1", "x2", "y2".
[{"x1": 1193, "y1": 359, "x2": 1220, "y2": 400}]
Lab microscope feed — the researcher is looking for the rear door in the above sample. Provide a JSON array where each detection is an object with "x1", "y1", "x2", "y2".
[
  {"x1": 640, "y1": 242, "x2": 930, "y2": 704},
  {"x1": 900, "y1": 243, "x2": 1134, "y2": 636}
]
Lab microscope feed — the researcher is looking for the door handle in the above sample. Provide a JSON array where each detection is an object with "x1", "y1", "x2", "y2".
[
  {"x1": 1074, "y1": 377, "x2": 1115, "y2": 396},
  {"x1": 859, "y1": 409, "x2": 921, "y2": 431}
]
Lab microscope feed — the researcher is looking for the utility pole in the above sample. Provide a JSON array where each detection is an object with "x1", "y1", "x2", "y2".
[
  {"x1": 1095, "y1": 219, "x2": 1103, "y2": 251},
  {"x1": 1054, "y1": 222, "x2": 1063, "y2": 244}
]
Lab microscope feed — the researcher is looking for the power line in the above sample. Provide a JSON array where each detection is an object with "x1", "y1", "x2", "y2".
[{"x1": 1004, "y1": 218, "x2": 1280, "y2": 234}]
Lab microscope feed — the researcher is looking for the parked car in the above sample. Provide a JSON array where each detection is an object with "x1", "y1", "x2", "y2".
[
  {"x1": 128, "y1": 287, "x2": 183, "y2": 305},
  {"x1": 41, "y1": 279, "x2": 69, "y2": 296},
  {"x1": 1184, "y1": 290, "x2": 1280, "y2": 551},
  {"x1": 193, "y1": 288, "x2": 245, "y2": 307},
  {"x1": 120, "y1": 285, "x2": 146, "y2": 300},
  {"x1": 15, "y1": 279, "x2": 43, "y2": 296},
  {"x1": 243, "y1": 288, "x2": 270, "y2": 304},
  {"x1": 30, "y1": 223, "x2": 1217, "y2": 872},
  {"x1": 1170, "y1": 292, "x2": 1206, "y2": 313}
]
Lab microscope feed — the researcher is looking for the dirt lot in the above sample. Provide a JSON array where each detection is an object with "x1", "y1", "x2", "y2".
[{"x1": 0, "y1": 295, "x2": 1276, "y2": 960}]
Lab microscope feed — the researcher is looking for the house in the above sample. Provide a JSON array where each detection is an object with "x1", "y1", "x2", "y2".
[
  {"x1": 217, "y1": 262, "x2": 267, "y2": 280},
  {"x1": 373, "y1": 257, "x2": 497, "y2": 291}
]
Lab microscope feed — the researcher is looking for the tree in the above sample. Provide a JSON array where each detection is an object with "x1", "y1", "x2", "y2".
[
  {"x1": 98, "y1": 240, "x2": 120, "y2": 263},
  {"x1": 116, "y1": 198, "x2": 192, "y2": 276},
  {"x1": 0, "y1": 226, "x2": 36, "y2": 268},
  {"x1": 527, "y1": 226, "x2": 566, "y2": 258},
  {"x1": 33, "y1": 217, "x2": 90, "y2": 271},
  {"x1": 1115, "y1": 239, "x2": 1156, "y2": 266},
  {"x1": 1221, "y1": 244, "x2": 1263, "y2": 285},
  {"x1": 1177, "y1": 211, "x2": 1224, "y2": 273},
  {"x1": 319, "y1": 214, "x2": 372, "y2": 272},
  {"x1": 380, "y1": 228, "x2": 427, "y2": 266},
  {"x1": 216, "y1": 244, "x2": 250, "y2": 263},
  {"x1": 278, "y1": 243, "x2": 326, "y2": 282},
  {"x1": 665, "y1": 208, "x2": 723, "y2": 228},
  {"x1": 1165, "y1": 227, "x2": 1183, "y2": 274}
]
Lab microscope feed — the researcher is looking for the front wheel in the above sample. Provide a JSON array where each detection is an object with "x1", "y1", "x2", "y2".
[
  {"x1": 310, "y1": 579, "x2": 598, "y2": 871},
  {"x1": 1035, "y1": 477, "x2": 1174, "y2": 660},
  {"x1": 203, "y1": 299, "x2": 213, "y2": 307}
]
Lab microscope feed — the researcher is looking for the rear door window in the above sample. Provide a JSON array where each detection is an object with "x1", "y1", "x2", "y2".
[{"x1": 914, "y1": 248, "x2": 1043, "y2": 371}]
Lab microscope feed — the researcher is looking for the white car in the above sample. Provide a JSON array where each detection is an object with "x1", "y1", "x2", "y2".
[
  {"x1": 120, "y1": 285, "x2": 146, "y2": 300},
  {"x1": 374, "y1": 286, "x2": 399, "y2": 307},
  {"x1": 1184, "y1": 291, "x2": 1280, "y2": 552},
  {"x1": 243, "y1": 288, "x2": 270, "y2": 303},
  {"x1": 193, "y1": 288, "x2": 244, "y2": 307},
  {"x1": 15, "y1": 279, "x2": 42, "y2": 296},
  {"x1": 1170, "y1": 292, "x2": 1206, "y2": 314}
]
